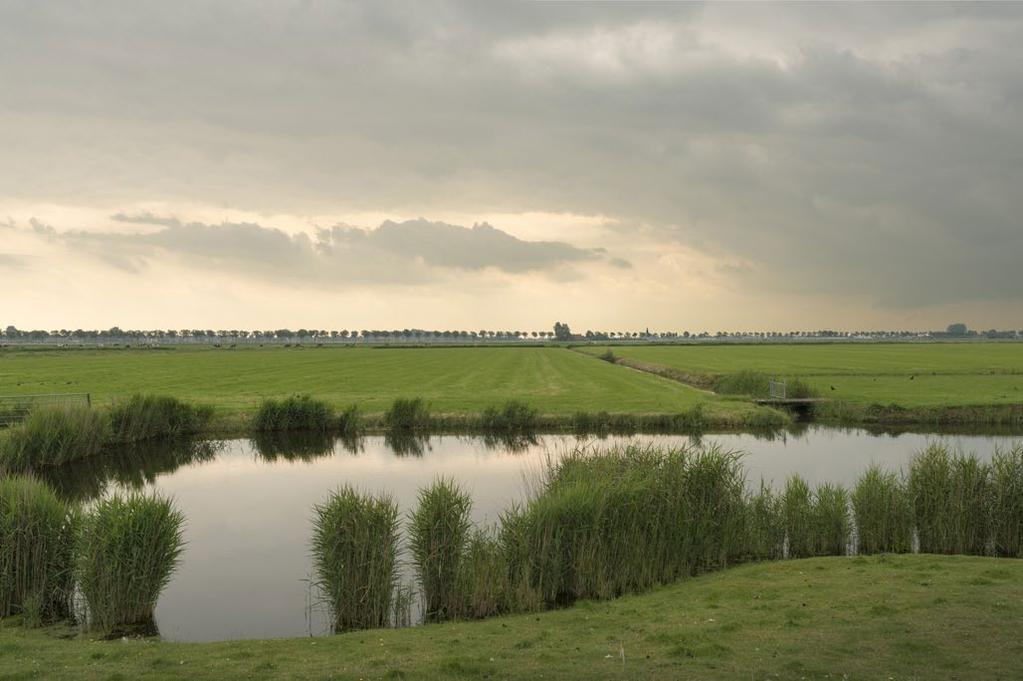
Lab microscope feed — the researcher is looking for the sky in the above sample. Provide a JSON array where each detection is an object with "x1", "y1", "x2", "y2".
[{"x1": 1, "y1": 1, "x2": 1021, "y2": 332}]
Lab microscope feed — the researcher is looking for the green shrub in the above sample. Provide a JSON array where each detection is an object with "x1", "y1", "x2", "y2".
[
  {"x1": 852, "y1": 465, "x2": 912, "y2": 554},
  {"x1": 384, "y1": 398, "x2": 431, "y2": 432},
  {"x1": 989, "y1": 445, "x2": 1023, "y2": 557},
  {"x1": 409, "y1": 479, "x2": 472, "y2": 621},
  {"x1": 107, "y1": 394, "x2": 213, "y2": 443},
  {"x1": 76, "y1": 493, "x2": 184, "y2": 633},
  {"x1": 0, "y1": 406, "x2": 108, "y2": 470},
  {"x1": 311, "y1": 487, "x2": 400, "y2": 633},
  {"x1": 597, "y1": 350, "x2": 618, "y2": 363},
  {"x1": 0, "y1": 476, "x2": 76, "y2": 622},
  {"x1": 253, "y1": 395, "x2": 332, "y2": 432}
]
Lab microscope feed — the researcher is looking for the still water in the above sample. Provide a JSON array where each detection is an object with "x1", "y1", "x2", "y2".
[{"x1": 46, "y1": 427, "x2": 1022, "y2": 642}]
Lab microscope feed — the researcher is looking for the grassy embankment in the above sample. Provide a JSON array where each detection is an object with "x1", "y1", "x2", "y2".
[
  {"x1": 581, "y1": 343, "x2": 1023, "y2": 425},
  {"x1": 0, "y1": 555, "x2": 1019, "y2": 680},
  {"x1": 0, "y1": 346, "x2": 782, "y2": 433}
]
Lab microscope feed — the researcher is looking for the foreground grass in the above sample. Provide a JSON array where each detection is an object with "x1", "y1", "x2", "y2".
[
  {"x1": 1, "y1": 555, "x2": 1020, "y2": 680},
  {"x1": 0, "y1": 346, "x2": 752, "y2": 421},
  {"x1": 584, "y1": 343, "x2": 1023, "y2": 408}
]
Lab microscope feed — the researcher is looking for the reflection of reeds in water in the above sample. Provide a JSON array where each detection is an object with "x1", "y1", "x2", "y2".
[
  {"x1": 385, "y1": 431, "x2": 430, "y2": 457},
  {"x1": 37, "y1": 439, "x2": 223, "y2": 503}
]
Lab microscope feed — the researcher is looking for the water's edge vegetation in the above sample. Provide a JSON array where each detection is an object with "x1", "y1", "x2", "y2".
[{"x1": 9, "y1": 439, "x2": 1020, "y2": 643}]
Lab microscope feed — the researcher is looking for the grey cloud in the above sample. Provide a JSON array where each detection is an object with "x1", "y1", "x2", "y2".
[
  {"x1": 61, "y1": 214, "x2": 621, "y2": 285},
  {"x1": 1, "y1": 3, "x2": 1021, "y2": 310}
]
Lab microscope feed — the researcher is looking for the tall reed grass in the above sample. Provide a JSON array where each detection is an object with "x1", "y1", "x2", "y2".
[
  {"x1": 812, "y1": 483, "x2": 850, "y2": 556},
  {"x1": 408, "y1": 478, "x2": 472, "y2": 621},
  {"x1": 479, "y1": 401, "x2": 539, "y2": 433},
  {"x1": 502, "y1": 444, "x2": 747, "y2": 608},
  {"x1": 107, "y1": 394, "x2": 213, "y2": 443},
  {"x1": 311, "y1": 487, "x2": 400, "y2": 633},
  {"x1": 253, "y1": 395, "x2": 332, "y2": 432},
  {"x1": 0, "y1": 476, "x2": 76, "y2": 623},
  {"x1": 852, "y1": 465, "x2": 912, "y2": 554},
  {"x1": 908, "y1": 444, "x2": 992, "y2": 555},
  {"x1": 384, "y1": 398, "x2": 432, "y2": 431},
  {"x1": 454, "y1": 528, "x2": 508, "y2": 619},
  {"x1": 76, "y1": 493, "x2": 184, "y2": 633},
  {"x1": 0, "y1": 406, "x2": 108, "y2": 470},
  {"x1": 782, "y1": 475, "x2": 814, "y2": 558},
  {"x1": 990, "y1": 446, "x2": 1023, "y2": 557}
]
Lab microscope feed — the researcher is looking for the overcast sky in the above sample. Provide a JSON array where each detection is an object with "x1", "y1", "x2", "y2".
[{"x1": 2, "y1": 2, "x2": 1021, "y2": 331}]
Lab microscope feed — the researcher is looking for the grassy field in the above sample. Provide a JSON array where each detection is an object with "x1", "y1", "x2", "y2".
[
  {"x1": 1, "y1": 554, "x2": 1019, "y2": 680},
  {"x1": 0, "y1": 346, "x2": 748, "y2": 419},
  {"x1": 583, "y1": 343, "x2": 1023, "y2": 408}
]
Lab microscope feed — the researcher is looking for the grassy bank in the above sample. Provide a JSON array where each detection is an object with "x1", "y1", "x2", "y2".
[{"x1": 1, "y1": 554, "x2": 1020, "y2": 679}]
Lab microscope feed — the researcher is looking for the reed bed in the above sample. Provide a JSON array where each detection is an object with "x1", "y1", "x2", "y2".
[
  {"x1": 502, "y1": 444, "x2": 747, "y2": 608},
  {"x1": 311, "y1": 486, "x2": 400, "y2": 633},
  {"x1": 812, "y1": 483, "x2": 850, "y2": 556},
  {"x1": 107, "y1": 394, "x2": 213, "y2": 443},
  {"x1": 989, "y1": 446, "x2": 1023, "y2": 557},
  {"x1": 0, "y1": 406, "x2": 108, "y2": 470},
  {"x1": 0, "y1": 476, "x2": 76, "y2": 623},
  {"x1": 782, "y1": 475, "x2": 815, "y2": 558},
  {"x1": 384, "y1": 398, "x2": 432, "y2": 431},
  {"x1": 455, "y1": 528, "x2": 508, "y2": 619},
  {"x1": 479, "y1": 401, "x2": 539, "y2": 433},
  {"x1": 253, "y1": 395, "x2": 333, "y2": 432},
  {"x1": 408, "y1": 479, "x2": 472, "y2": 621},
  {"x1": 76, "y1": 493, "x2": 184, "y2": 633},
  {"x1": 852, "y1": 465, "x2": 912, "y2": 554}
]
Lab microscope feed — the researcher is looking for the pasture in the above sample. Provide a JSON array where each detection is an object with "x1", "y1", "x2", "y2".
[
  {"x1": 583, "y1": 343, "x2": 1023, "y2": 407},
  {"x1": 0, "y1": 346, "x2": 743, "y2": 418}
]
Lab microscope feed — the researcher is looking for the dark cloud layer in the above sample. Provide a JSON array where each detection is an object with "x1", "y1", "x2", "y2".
[
  {"x1": 59, "y1": 214, "x2": 619, "y2": 285},
  {"x1": 1, "y1": 2, "x2": 1022, "y2": 312}
]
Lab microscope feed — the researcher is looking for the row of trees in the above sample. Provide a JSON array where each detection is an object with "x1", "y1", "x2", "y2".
[{"x1": 3, "y1": 324, "x2": 1019, "y2": 343}]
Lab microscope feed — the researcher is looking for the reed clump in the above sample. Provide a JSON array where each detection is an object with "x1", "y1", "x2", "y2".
[
  {"x1": 76, "y1": 493, "x2": 184, "y2": 634},
  {"x1": 744, "y1": 482, "x2": 784, "y2": 560},
  {"x1": 989, "y1": 445, "x2": 1023, "y2": 557},
  {"x1": 812, "y1": 483, "x2": 850, "y2": 556},
  {"x1": 454, "y1": 528, "x2": 508, "y2": 619},
  {"x1": 107, "y1": 394, "x2": 213, "y2": 443},
  {"x1": 503, "y1": 444, "x2": 747, "y2": 608},
  {"x1": 0, "y1": 476, "x2": 77, "y2": 623},
  {"x1": 908, "y1": 444, "x2": 993, "y2": 555},
  {"x1": 408, "y1": 478, "x2": 472, "y2": 621},
  {"x1": 311, "y1": 486, "x2": 400, "y2": 633},
  {"x1": 713, "y1": 370, "x2": 771, "y2": 397},
  {"x1": 384, "y1": 398, "x2": 432, "y2": 432},
  {"x1": 852, "y1": 465, "x2": 912, "y2": 554},
  {"x1": 253, "y1": 395, "x2": 332, "y2": 432},
  {"x1": 0, "y1": 406, "x2": 108, "y2": 470},
  {"x1": 479, "y1": 401, "x2": 539, "y2": 433},
  {"x1": 782, "y1": 475, "x2": 814, "y2": 558}
]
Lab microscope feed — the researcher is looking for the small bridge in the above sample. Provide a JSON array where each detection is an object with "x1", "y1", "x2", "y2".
[{"x1": 754, "y1": 380, "x2": 829, "y2": 417}]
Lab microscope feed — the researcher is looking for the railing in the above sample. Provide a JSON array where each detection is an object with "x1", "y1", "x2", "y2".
[
  {"x1": 768, "y1": 380, "x2": 787, "y2": 400},
  {"x1": 0, "y1": 392, "x2": 91, "y2": 426}
]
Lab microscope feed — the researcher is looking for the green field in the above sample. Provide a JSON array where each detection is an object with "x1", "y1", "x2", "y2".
[
  {"x1": 583, "y1": 343, "x2": 1023, "y2": 408},
  {"x1": 0, "y1": 346, "x2": 744, "y2": 418},
  {"x1": 2, "y1": 555, "x2": 1019, "y2": 680}
]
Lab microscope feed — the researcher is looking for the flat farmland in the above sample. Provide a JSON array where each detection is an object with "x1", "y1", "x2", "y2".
[
  {"x1": 0, "y1": 346, "x2": 745, "y2": 417},
  {"x1": 582, "y1": 343, "x2": 1023, "y2": 407}
]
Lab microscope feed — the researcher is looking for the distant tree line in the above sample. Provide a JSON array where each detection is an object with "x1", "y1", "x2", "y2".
[{"x1": 1, "y1": 322, "x2": 1019, "y2": 345}]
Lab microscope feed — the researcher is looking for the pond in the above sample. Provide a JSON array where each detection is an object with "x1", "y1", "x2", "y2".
[{"x1": 44, "y1": 427, "x2": 1023, "y2": 642}]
